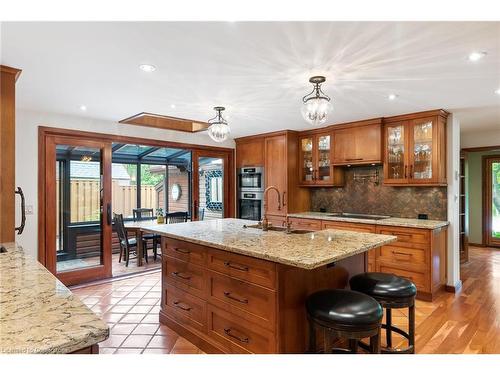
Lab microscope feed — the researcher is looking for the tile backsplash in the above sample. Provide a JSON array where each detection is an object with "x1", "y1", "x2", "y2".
[{"x1": 310, "y1": 166, "x2": 447, "y2": 220}]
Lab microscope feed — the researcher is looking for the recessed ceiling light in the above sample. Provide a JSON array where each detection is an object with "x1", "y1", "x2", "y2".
[
  {"x1": 170, "y1": 104, "x2": 176, "y2": 109},
  {"x1": 388, "y1": 94, "x2": 398, "y2": 101},
  {"x1": 468, "y1": 51, "x2": 487, "y2": 61},
  {"x1": 495, "y1": 88, "x2": 500, "y2": 95},
  {"x1": 79, "y1": 105, "x2": 87, "y2": 111},
  {"x1": 139, "y1": 64, "x2": 156, "y2": 72}
]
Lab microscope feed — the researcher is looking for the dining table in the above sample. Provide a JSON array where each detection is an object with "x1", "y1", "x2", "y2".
[{"x1": 123, "y1": 219, "x2": 165, "y2": 266}]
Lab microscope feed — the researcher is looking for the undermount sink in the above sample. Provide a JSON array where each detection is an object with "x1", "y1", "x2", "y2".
[
  {"x1": 0, "y1": 246, "x2": 7, "y2": 254},
  {"x1": 243, "y1": 224, "x2": 313, "y2": 234},
  {"x1": 326, "y1": 213, "x2": 391, "y2": 220}
]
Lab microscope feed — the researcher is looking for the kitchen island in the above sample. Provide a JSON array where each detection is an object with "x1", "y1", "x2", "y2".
[
  {"x1": 143, "y1": 218, "x2": 396, "y2": 354},
  {"x1": 0, "y1": 243, "x2": 109, "y2": 354}
]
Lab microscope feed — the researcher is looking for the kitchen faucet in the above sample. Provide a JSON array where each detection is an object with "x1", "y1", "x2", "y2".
[{"x1": 261, "y1": 186, "x2": 281, "y2": 231}]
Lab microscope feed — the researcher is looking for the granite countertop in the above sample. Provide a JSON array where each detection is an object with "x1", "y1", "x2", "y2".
[
  {"x1": 288, "y1": 212, "x2": 449, "y2": 230},
  {"x1": 0, "y1": 243, "x2": 109, "y2": 354},
  {"x1": 142, "y1": 218, "x2": 396, "y2": 269}
]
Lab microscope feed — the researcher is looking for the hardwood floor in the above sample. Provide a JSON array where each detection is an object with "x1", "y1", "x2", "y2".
[{"x1": 73, "y1": 246, "x2": 500, "y2": 354}]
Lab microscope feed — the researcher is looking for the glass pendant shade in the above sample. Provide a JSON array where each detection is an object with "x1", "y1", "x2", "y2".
[
  {"x1": 301, "y1": 97, "x2": 333, "y2": 126},
  {"x1": 301, "y1": 76, "x2": 333, "y2": 126},
  {"x1": 207, "y1": 106, "x2": 230, "y2": 143}
]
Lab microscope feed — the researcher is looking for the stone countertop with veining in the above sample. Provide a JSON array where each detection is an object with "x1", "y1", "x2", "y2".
[
  {"x1": 0, "y1": 243, "x2": 109, "y2": 354},
  {"x1": 288, "y1": 212, "x2": 449, "y2": 230},
  {"x1": 142, "y1": 218, "x2": 396, "y2": 269}
]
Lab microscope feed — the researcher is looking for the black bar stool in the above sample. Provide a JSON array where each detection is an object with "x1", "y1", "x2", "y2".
[
  {"x1": 306, "y1": 289, "x2": 383, "y2": 354},
  {"x1": 350, "y1": 272, "x2": 417, "y2": 354}
]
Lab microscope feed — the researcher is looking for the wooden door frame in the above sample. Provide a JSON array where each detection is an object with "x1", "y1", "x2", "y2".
[
  {"x1": 38, "y1": 126, "x2": 235, "y2": 270},
  {"x1": 42, "y1": 134, "x2": 113, "y2": 285},
  {"x1": 192, "y1": 149, "x2": 231, "y2": 221},
  {"x1": 482, "y1": 155, "x2": 500, "y2": 247}
]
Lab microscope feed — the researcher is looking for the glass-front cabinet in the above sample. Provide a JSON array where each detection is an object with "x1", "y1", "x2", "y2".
[
  {"x1": 299, "y1": 132, "x2": 343, "y2": 187},
  {"x1": 383, "y1": 111, "x2": 447, "y2": 186}
]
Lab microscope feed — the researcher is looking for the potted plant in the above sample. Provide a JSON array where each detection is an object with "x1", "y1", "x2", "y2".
[{"x1": 156, "y1": 208, "x2": 165, "y2": 224}]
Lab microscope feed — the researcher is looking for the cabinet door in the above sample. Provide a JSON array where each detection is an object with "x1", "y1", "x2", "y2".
[
  {"x1": 236, "y1": 138, "x2": 264, "y2": 168},
  {"x1": 299, "y1": 136, "x2": 315, "y2": 185},
  {"x1": 354, "y1": 124, "x2": 381, "y2": 164},
  {"x1": 265, "y1": 135, "x2": 287, "y2": 215},
  {"x1": 384, "y1": 122, "x2": 409, "y2": 184},
  {"x1": 315, "y1": 134, "x2": 333, "y2": 185},
  {"x1": 332, "y1": 128, "x2": 357, "y2": 164},
  {"x1": 409, "y1": 117, "x2": 435, "y2": 184}
]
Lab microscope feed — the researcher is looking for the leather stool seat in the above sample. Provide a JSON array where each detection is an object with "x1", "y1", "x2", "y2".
[
  {"x1": 350, "y1": 272, "x2": 417, "y2": 299},
  {"x1": 306, "y1": 289, "x2": 383, "y2": 326}
]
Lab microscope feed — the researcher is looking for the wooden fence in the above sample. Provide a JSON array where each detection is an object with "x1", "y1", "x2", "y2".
[{"x1": 57, "y1": 179, "x2": 157, "y2": 223}]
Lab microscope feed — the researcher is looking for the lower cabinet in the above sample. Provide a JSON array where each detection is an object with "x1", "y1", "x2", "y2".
[{"x1": 287, "y1": 217, "x2": 448, "y2": 301}]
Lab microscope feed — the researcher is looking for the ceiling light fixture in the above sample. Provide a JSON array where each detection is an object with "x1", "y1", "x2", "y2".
[
  {"x1": 79, "y1": 105, "x2": 87, "y2": 111},
  {"x1": 301, "y1": 76, "x2": 333, "y2": 126},
  {"x1": 170, "y1": 104, "x2": 176, "y2": 109},
  {"x1": 468, "y1": 51, "x2": 487, "y2": 61},
  {"x1": 388, "y1": 94, "x2": 398, "y2": 100},
  {"x1": 207, "y1": 106, "x2": 230, "y2": 143},
  {"x1": 495, "y1": 88, "x2": 500, "y2": 95},
  {"x1": 139, "y1": 64, "x2": 156, "y2": 72}
]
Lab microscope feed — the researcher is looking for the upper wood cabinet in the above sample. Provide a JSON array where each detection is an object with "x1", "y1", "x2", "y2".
[
  {"x1": 235, "y1": 137, "x2": 264, "y2": 167},
  {"x1": 383, "y1": 110, "x2": 448, "y2": 186},
  {"x1": 298, "y1": 132, "x2": 344, "y2": 187},
  {"x1": 332, "y1": 122, "x2": 382, "y2": 166}
]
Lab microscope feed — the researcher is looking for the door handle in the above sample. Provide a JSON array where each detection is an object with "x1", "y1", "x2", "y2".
[
  {"x1": 106, "y1": 203, "x2": 112, "y2": 225},
  {"x1": 15, "y1": 187, "x2": 26, "y2": 235}
]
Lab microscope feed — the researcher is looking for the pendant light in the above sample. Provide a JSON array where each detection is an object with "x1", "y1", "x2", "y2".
[
  {"x1": 207, "y1": 106, "x2": 230, "y2": 143},
  {"x1": 301, "y1": 76, "x2": 333, "y2": 126}
]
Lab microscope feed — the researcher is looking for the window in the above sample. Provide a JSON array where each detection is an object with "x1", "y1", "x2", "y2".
[
  {"x1": 210, "y1": 176, "x2": 223, "y2": 203},
  {"x1": 112, "y1": 163, "x2": 137, "y2": 219},
  {"x1": 139, "y1": 164, "x2": 166, "y2": 216}
]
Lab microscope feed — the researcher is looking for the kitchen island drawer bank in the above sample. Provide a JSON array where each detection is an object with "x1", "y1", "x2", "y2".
[{"x1": 156, "y1": 219, "x2": 396, "y2": 354}]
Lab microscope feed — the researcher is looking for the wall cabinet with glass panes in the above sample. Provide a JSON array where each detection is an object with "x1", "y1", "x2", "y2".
[
  {"x1": 383, "y1": 110, "x2": 448, "y2": 186},
  {"x1": 298, "y1": 132, "x2": 344, "y2": 187}
]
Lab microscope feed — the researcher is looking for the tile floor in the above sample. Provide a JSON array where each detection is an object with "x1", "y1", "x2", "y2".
[{"x1": 71, "y1": 270, "x2": 204, "y2": 354}]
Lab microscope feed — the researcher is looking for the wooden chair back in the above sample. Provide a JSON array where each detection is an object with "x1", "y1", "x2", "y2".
[
  {"x1": 166, "y1": 211, "x2": 188, "y2": 224},
  {"x1": 133, "y1": 208, "x2": 154, "y2": 221},
  {"x1": 114, "y1": 213, "x2": 128, "y2": 246}
]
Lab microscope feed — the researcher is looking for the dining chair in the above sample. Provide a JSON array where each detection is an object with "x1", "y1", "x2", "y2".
[
  {"x1": 132, "y1": 208, "x2": 158, "y2": 262},
  {"x1": 166, "y1": 211, "x2": 189, "y2": 224},
  {"x1": 114, "y1": 213, "x2": 148, "y2": 267}
]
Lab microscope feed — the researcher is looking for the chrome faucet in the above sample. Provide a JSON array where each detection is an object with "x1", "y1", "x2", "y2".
[{"x1": 261, "y1": 186, "x2": 281, "y2": 231}]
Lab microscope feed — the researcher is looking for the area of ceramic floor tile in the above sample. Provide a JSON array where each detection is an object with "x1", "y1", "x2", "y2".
[{"x1": 71, "y1": 270, "x2": 204, "y2": 354}]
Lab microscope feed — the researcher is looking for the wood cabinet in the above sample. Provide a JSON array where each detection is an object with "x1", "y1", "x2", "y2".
[
  {"x1": 286, "y1": 216, "x2": 448, "y2": 301},
  {"x1": 383, "y1": 110, "x2": 448, "y2": 186},
  {"x1": 0, "y1": 65, "x2": 22, "y2": 243},
  {"x1": 235, "y1": 137, "x2": 264, "y2": 167},
  {"x1": 298, "y1": 131, "x2": 344, "y2": 186},
  {"x1": 332, "y1": 121, "x2": 382, "y2": 166},
  {"x1": 160, "y1": 236, "x2": 365, "y2": 353}
]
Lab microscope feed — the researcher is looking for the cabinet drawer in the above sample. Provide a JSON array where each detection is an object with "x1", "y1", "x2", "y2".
[
  {"x1": 164, "y1": 256, "x2": 207, "y2": 298},
  {"x1": 378, "y1": 263, "x2": 429, "y2": 292},
  {"x1": 207, "y1": 249, "x2": 276, "y2": 289},
  {"x1": 207, "y1": 305, "x2": 276, "y2": 353},
  {"x1": 163, "y1": 237, "x2": 206, "y2": 266},
  {"x1": 321, "y1": 220, "x2": 376, "y2": 233},
  {"x1": 379, "y1": 245, "x2": 426, "y2": 266},
  {"x1": 287, "y1": 218, "x2": 321, "y2": 231},
  {"x1": 376, "y1": 226, "x2": 429, "y2": 249},
  {"x1": 208, "y1": 271, "x2": 276, "y2": 329},
  {"x1": 163, "y1": 285, "x2": 206, "y2": 332}
]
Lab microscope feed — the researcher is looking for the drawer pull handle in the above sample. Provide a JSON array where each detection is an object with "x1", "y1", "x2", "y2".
[
  {"x1": 392, "y1": 251, "x2": 412, "y2": 257},
  {"x1": 173, "y1": 301, "x2": 192, "y2": 311},
  {"x1": 224, "y1": 261, "x2": 249, "y2": 272},
  {"x1": 223, "y1": 328, "x2": 249, "y2": 343},
  {"x1": 174, "y1": 247, "x2": 191, "y2": 254},
  {"x1": 172, "y1": 271, "x2": 191, "y2": 280},
  {"x1": 345, "y1": 158, "x2": 363, "y2": 161},
  {"x1": 223, "y1": 291, "x2": 249, "y2": 304}
]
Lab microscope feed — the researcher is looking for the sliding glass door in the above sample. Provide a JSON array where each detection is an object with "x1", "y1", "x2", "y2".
[
  {"x1": 485, "y1": 156, "x2": 500, "y2": 247},
  {"x1": 44, "y1": 135, "x2": 113, "y2": 285}
]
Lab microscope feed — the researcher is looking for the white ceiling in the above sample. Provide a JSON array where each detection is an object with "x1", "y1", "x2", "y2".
[{"x1": 1, "y1": 21, "x2": 499, "y2": 138}]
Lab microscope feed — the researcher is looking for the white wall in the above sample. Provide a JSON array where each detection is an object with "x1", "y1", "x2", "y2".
[
  {"x1": 461, "y1": 129, "x2": 500, "y2": 149},
  {"x1": 15, "y1": 109, "x2": 234, "y2": 258},
  {"x1": 447, "y1": 114, "x2": 461, "y2": 289}
]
